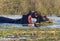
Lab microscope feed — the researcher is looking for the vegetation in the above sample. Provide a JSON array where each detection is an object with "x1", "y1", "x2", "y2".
[
  {"x1": 0, "y1": 26, "x2": 60, "y2": 41},
  {"x1": 0, "y1": 0, "x2": 60, "y2": 15}
]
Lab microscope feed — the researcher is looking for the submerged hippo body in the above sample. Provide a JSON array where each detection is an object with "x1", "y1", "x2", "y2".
[{"x1": 0, "y1": 16, "x2": 21, "y2": 24}]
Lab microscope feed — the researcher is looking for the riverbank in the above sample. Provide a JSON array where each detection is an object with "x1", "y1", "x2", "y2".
[{"x1": 0, "y1": 26, "x2": 60, "y2": 41}]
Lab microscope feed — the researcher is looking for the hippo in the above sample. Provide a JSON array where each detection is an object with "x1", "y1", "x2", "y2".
[{"x1": 0, "y1": 10, "x2": 49, "y2": 27}]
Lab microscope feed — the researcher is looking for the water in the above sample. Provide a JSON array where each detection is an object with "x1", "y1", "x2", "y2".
[{"x1": 0, "y1": 15, "x2": 60, "y2": 28}]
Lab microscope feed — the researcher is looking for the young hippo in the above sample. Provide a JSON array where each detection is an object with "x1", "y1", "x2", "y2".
[
  {"x1": 31, "y1": 11, "x2": 44, "y2": 23},
  {"x1": 21, "y1": 10, "x2": 34, "y2": 24}
]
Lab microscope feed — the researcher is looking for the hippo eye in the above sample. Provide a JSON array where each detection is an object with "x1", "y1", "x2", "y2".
[
  {"x1": 35, "y1": 15, "x2": 38, "y2": 17},
  {"x1": 35, "y1": 14, "x2": 38, "y2": 17}
]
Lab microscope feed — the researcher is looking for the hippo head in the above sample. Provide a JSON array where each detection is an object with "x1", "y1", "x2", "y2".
[{"x1": 31, "y1": 11, "x2": 39, "y2": 18}]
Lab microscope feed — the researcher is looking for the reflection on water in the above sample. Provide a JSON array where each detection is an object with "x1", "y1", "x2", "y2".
[{"x1": 0, "y1": 16, "x2": 60, "y2": 28}]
